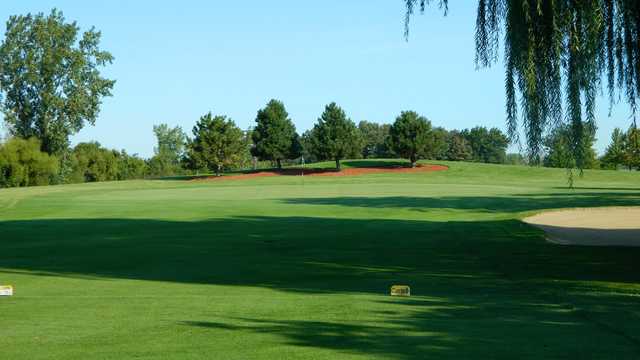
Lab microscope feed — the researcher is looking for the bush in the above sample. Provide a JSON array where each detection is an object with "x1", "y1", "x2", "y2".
[
  {"x1": 0, "y1": 137, "x2": 59, "y2": 187},
  {"x1": 70, "y1": 142, "x2": 147, "y2": 183}
]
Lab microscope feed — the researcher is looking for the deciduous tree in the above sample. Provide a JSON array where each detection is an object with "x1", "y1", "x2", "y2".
[
  {"x1": 148, "y1": 124, "x2": 186, "y2": 176},
  {"x1": 0, "y1": 137, "x2": 58, "y2": 187},
  {"x1": 405, "y1": 1, "x2": 640, "y2": 168},
  {"x1": 461, "y1": 127, "x2": 509, "y2": 164},
  {"x1": 0, "y1": 9, "x2": 115, "y2": 155}
]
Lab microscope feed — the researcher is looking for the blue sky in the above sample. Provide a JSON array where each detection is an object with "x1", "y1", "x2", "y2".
[{"x1": 0, "y1": 1, "x2": 635, "y2": 157}]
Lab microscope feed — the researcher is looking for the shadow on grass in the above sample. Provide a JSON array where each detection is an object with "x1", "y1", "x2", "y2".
[
  {"x1": 2, "y1": 216, "x2": 639, "y2": 288},
  {"x1": 281, "y1": 192, "x2": 640, "y2": 213},
  {"x1": 2, "y1": 215, "x2": 640, "y2": 357}
]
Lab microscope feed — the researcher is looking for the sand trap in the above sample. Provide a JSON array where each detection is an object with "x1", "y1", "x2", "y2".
[{"x1": 524, "y1": 207, "x2": 640, "y2": 247}]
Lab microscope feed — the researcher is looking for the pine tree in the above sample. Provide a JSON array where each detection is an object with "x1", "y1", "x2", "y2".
[
  {"x1": 251, "y1": 100, "x2": 298, "y2": 169},
  {"x1": 187, "y1": 113, "x2": 245, "y2": 176},
  {"x1": 389, "y1": 111, "x2": 432, "y2": 167},
  {"x1": 309, "y1": 103, "x2": 362, "y2": 170}
]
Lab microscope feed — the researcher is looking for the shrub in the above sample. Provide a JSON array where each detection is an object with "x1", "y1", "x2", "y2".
[{"x1": 0, "y1": 137, "x2": 59, "y2": 187}]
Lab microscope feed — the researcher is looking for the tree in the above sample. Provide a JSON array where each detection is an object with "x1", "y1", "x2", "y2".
[
  {"x1": 623, "y1": 126, "x2": 640, "y2": 170},
  {"x1": 186, "y1": 112, "x2": 245, "y2": 176},
  {"x1": 251, "y1": 99, "x2": 298, "y2": 169},
  {"x1": 543, "y1": 124, "x2": 599, "y2": 170},
  {"x1": 358, "y1": 121, "x2": 392, "y2": 158},
  {"x1": 300, "y1": 130, "x2": 319, "y2": 164},
  {"x1": 0, "y1": 9, "x2": 115, "y2": 155},
  {"x1": 389, "y1": 111, "x2": 433, "y2": 167},
  {"x1": 72, "y1": 142, "x2": 119, "y2": 182},
  {"x1": 0, "y1": 137, "x2": 59, "y2": 187},
  {"x1": 446, "y1": 131, "x2": 472, "y2": 161},
  {"x1": 600, "y1": 128, "x2": 628, "y2": 170},
  {"x1": 429, "y1": 127, "x2": 450, "y2": 160},
  {"x1": 309, "y1": 103, "x2": 362, "y2": 170},
  {"x1": 405, "y1": 1, "x2": 640, "y2": 168},
  {"x1": 461, "y1": 127, "x2": 509, "y2": 164},
  {"x1": 148, "y1": 124, "x2": 186, "y2": 176},
  {"x1": 115, "y1": 150, "x2": 147, "y2": 180}
]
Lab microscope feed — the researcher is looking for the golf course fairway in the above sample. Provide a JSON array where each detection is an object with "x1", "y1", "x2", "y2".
[{"x1": 1, "y1": 160, "x2": 639, "y2": 359}]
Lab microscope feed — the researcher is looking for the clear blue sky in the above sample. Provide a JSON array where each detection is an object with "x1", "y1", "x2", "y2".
[{"x1": 0, "y1": 1, "x2": 634, "y2": 157}]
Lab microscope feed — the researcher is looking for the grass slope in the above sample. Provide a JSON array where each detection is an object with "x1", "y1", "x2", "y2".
[{"x1": 1, "y1": 160, "x2": 639, "y2": 359}]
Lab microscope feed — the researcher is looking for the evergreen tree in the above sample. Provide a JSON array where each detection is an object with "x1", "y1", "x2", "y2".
[
  {"x1": 389, "y1": 111, "x2": 433, "y2": 167},
  {"x1": 309, "y1": 103, "x2": 362, "y2": 170},
  {"x1": 187, "y1": 113, "x2": 245, "y2": 176},
  {"x1": 251, "y1": 99, "x2": 298, "y2": 169},
  {"x1": 623, "y1": 126, "x2": 640, "y2": 170}
]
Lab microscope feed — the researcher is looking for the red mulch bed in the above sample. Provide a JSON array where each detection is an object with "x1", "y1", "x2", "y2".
[{"x1": 192, "y1": 164, "x2": 448, "y2": 182}]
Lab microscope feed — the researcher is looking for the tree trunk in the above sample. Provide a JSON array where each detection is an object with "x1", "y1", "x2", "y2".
[
  {"x1": 335, "y1": 158, "x2": 341, "y2": 171},
  {"x1": 277, "y1": 159, "x2": 282, "y2": 169}
]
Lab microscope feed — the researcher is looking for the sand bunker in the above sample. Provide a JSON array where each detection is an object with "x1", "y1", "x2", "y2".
[
  {"x1": 194, "y1": 164, "x2": 448, "y2": 182},
  {"x1": 524, "y1": 207, "x2": 640, "y2": 247}
]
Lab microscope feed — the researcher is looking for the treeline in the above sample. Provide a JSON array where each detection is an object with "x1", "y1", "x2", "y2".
[
  {"x1": 0, "y1": 99, "x2": 516, "y2": 187},
  {"x1": 541, "y1": 124, "x2": 640, "y2": 171},
  {"x1": 0, "y1": 137, "x2": 147, "y2": 187},
  {"x1": 4, "y1": 98, "x2": 638, "y2": 189},
  {"x1": 146, "y1": 100, "x2": 512, "y2": 176}
]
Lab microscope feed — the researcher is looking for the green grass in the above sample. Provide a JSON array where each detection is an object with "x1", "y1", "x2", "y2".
[{"x1": 1, "y1": 160, "x2": 639, "y2": 359}]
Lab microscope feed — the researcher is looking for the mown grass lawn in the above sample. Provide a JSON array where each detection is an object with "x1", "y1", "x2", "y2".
[{"x1": 1, "y1": 160, "x2": 639, "y2": 359}]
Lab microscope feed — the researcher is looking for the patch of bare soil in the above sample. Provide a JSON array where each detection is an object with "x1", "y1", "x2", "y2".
[
  {"x1": 523, "y1": 207, "x2": 640, "y2": 247},
  {"x1": 193, "y1": 164, "x2": 448, "y2": 182}
]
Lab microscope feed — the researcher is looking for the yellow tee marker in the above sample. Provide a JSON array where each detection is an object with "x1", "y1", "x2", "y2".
[
  {"x1": 0, "y1": 285, "x2": 13, "y2": 296},
  {"x1": 390, "y1": 285, "x2": 410, "y2": 297}
]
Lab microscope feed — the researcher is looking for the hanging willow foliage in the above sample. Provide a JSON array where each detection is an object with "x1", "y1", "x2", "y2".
[{"x1": 405, "y1": 0, "x2": 640, "y2": 167}]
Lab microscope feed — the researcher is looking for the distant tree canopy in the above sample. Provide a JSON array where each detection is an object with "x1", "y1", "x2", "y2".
[
  {"x1": 0, "y1": 137, "x2": 59, "y2": 187},
  {"x1": 251, "y1": 99, "x2": 299, "y2": 168},
  {"x1": 148, "y1": 124, "x2": 186, "y2": 177},
  {"x1": 601, "y1": 125, "x2": 640, "y2": 169},
  {"x1": 405, "y1": 1, "x2": 640, "y2": 168},
  {"x1": 543, "y1": 123, "x2": 599, "y2": 169},
  {"x1": 446, "y1": 130, "x2": 473, "y2": 161},
  {"x1": 308, "y1": 103, "x2": 362, "y2": 170},
  {"x1": 461, "y1": 126, "x2": 509, "y2": 164},
  {"x1": 358, "y1": 121, "x2": 393, "y2": 158},
  {"x1": 69, "y1": 142, "x2": 146, "y2": 183},
  {"x1": 0, "y1": 9, "x2": 115, "y2": 155}
]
